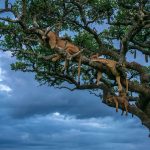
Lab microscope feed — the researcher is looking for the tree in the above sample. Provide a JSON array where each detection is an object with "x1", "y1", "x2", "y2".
[{"x1": 0, "y1": 0, "x2": 150, "y2": 129}]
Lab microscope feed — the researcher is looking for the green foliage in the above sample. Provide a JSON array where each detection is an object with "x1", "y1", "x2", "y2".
[
  {"x1": 0, "y1": 0, "x2": 149, "y2": 89},
  {"x1": 73, "y1": 31, "x2": 98, "y2": 55},
  {"x1": 11, "y1": 62, "x2": 29, "y2": 71}
]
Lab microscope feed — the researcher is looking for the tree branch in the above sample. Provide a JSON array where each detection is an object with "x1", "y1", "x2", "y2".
[
  {"x1": 129, "y1": 45, "x2": 150, "y2": 55},
  {"x1": 103, "y1": 99, "x2": 150, "y2": 130}
]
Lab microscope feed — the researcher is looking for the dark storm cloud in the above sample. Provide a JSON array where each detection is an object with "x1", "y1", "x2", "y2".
[{"x1": 0, "y1": 112, "x2": 149, "y2": 150}]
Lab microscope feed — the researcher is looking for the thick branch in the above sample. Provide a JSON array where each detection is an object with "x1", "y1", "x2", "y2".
[
  {"x1": 120, "y1": 23, "x2": 144, "y2": 61},
  {"x1": 129, "y1": 45, "x2": 150, "y2": 55},
  {"x1": 20, "y1": 49, "x2": 150, "y2": 96},
  {"x1": 132, "y1": 40, "x2": 150, "y2": 49},
  {"x1": 103, "y1": 99, "x2": 150, "y2": 130}
]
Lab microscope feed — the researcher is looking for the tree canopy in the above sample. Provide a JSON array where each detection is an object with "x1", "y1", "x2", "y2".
[{"x1": 0, "y1": 0, "x2": 150, "y2": 129}]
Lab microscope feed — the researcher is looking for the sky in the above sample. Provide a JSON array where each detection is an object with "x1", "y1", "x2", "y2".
[
  {"x1": 0, "y1": 0, "x2": 150, "y2": 150},
  {"x1": 0, "y1": 52, "x2": 150, "y2": 150}
]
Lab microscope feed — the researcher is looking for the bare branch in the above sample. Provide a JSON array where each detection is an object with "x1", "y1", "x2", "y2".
[
  {"x1": 129, "y1": 45, "x2": 150, "y2": 55},
  {"x1": 0, "y1": 17, "x2": 19, "y2": 23}
]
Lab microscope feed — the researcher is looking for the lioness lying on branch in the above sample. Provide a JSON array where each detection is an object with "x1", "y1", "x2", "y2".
[
  {"x1": 106, "y1": 91, "x2": 129, "y2": 116},
  {"x1": 42, "y1": 28, "x2": 83, "y2": 84},
  {"x1": 90, "y1": 53, "x2": 128, "y2": 93}
]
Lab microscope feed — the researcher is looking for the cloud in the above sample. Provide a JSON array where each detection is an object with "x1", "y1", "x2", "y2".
[
  {"x1": 0, "y1": 84, "x2": 12, "y2": 92},
  {"x1": 0, "y1": 112, "x2": 149, "y2": 150},
  {"x1": 0, "y1": 66, "x2": 12, "y2": 93},
  {"x1": 0, "y1": 67, "x2": 6, "y2": 81}
]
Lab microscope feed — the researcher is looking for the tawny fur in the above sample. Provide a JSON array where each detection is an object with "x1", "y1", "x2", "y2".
[
  {"x1": 90, "y1": 53, "x2": 128, "y2": 92},
  {"x1": 106, "y1": 92, "x2": 129, "y2": 116},
  {"x1": 42, "y1": 31, "x2": 82, "y2": 84}
]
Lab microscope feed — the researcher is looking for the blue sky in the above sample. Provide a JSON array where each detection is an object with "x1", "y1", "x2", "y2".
[
  {"x1": 0, "y1": 0, "x2": 150, "y2": 149},
  {"x1": 0, "y1": 52, "x2": 150, "y2": 150}
]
